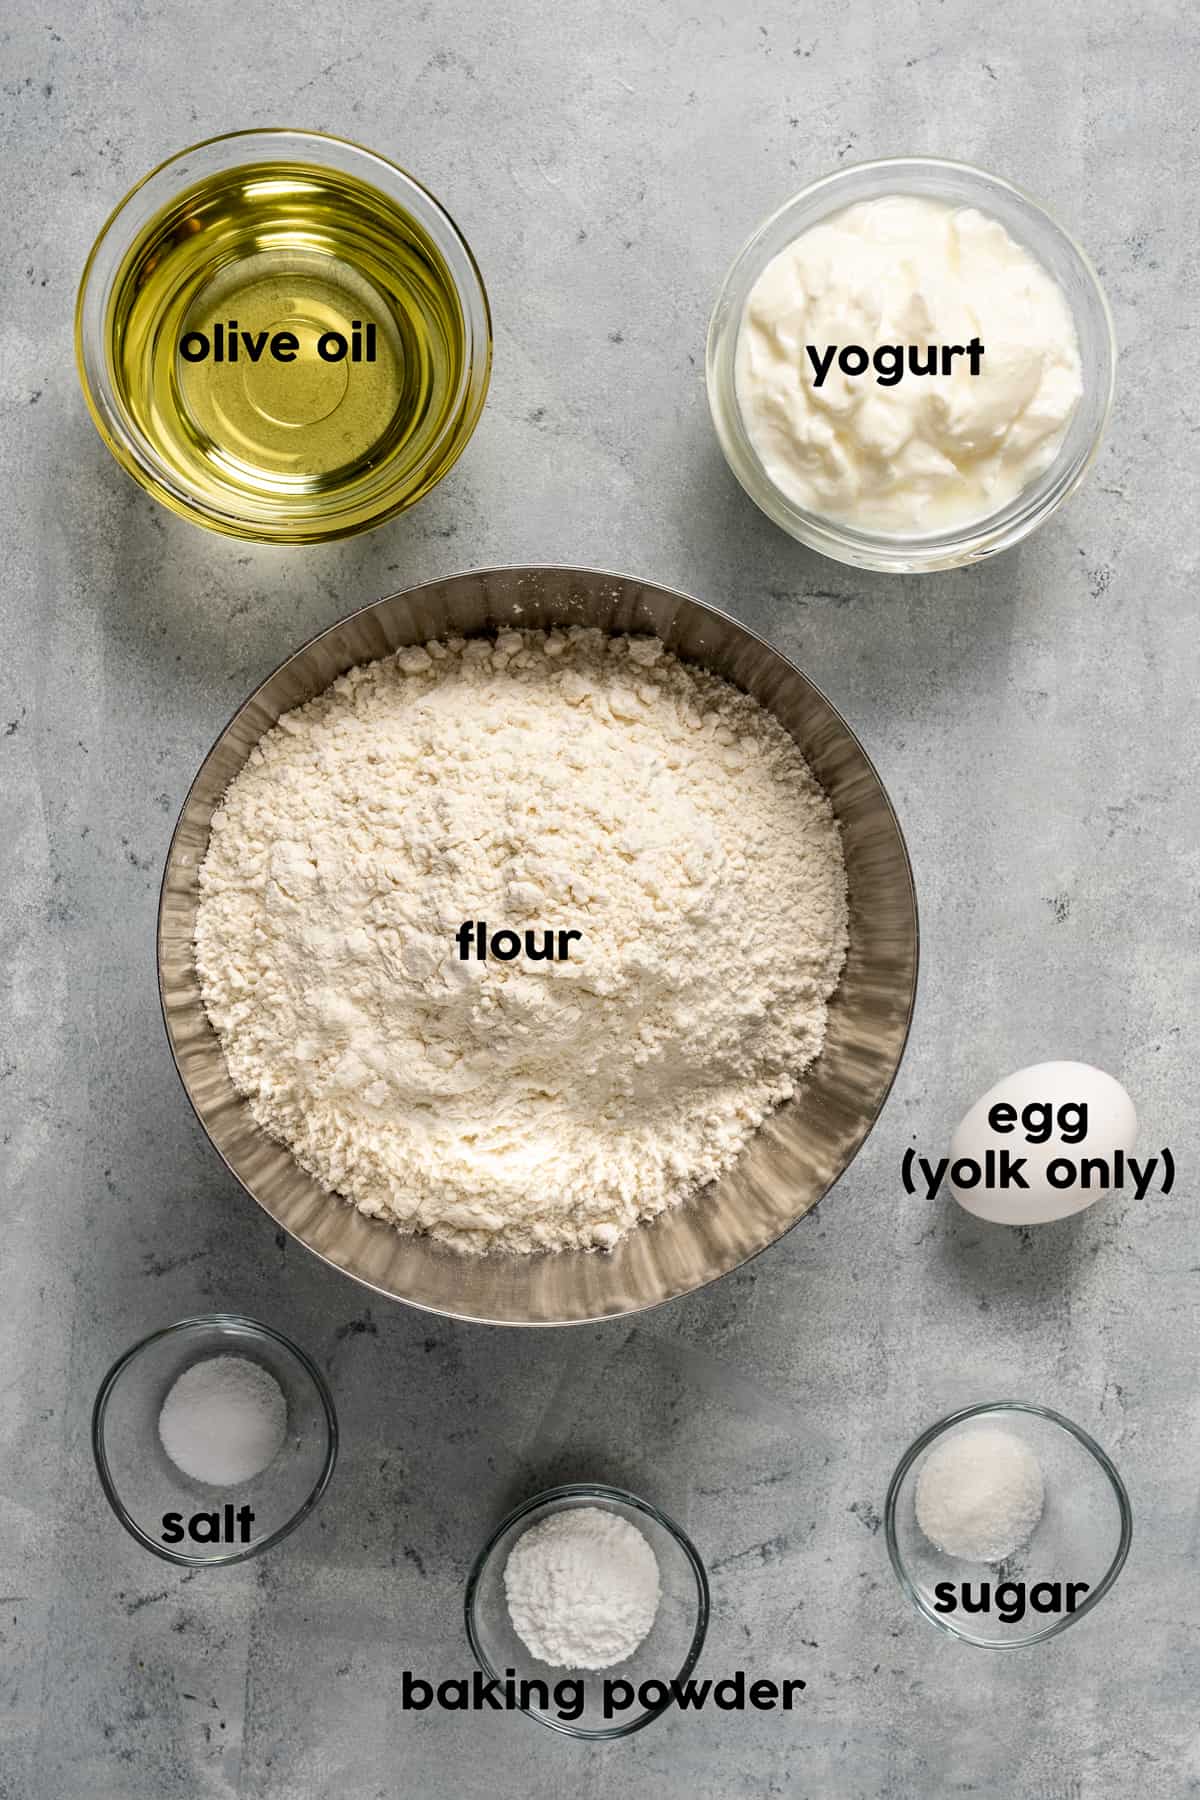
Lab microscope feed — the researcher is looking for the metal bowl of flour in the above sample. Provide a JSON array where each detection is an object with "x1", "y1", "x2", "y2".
[{"x1": 158, "y1": 566, "x2": 918, "y2": 1324}]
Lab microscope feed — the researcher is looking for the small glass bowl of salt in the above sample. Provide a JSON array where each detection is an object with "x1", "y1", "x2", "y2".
[
  {"x1": 93, "y1": 1314, "x2": 337, "y2": 1566},
  {"x1": 885, "y1": 1401, "x2": 1131, "y2": 1648},
  {"x1": 465, "y1": 1483, "x2": 710, "y2": 1738}
]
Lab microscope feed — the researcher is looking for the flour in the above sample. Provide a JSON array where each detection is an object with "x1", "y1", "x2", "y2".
[
  {"x1": 504, "y1": 1505, "x2": 660, "y2": 1669},
  {"x1": 195, "y1": 627, "x2": 848, "y2": 1254}
]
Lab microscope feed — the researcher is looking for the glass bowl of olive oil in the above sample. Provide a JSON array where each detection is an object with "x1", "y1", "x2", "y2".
[{"x1": 76, "y1": 129, "x2": 491, "y2": 541}]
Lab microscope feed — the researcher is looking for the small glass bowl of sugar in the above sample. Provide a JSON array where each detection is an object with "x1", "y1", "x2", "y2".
[
  {"x1": 885, "y1": 1401, "x2": 1131, "y2": 1648},
  {"x1": 465, "y1": 1483, "x2": 710, "y2": 1738},
  {"x1": 92, "y1": 1314, "x2": 337, "y2": 1566}
]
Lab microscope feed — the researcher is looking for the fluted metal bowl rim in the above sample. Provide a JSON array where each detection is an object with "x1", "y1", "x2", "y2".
[{"x1": 158, "y1": 565, "x2": 919, "y2": 1325}]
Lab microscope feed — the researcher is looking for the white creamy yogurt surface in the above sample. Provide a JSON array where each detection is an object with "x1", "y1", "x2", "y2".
[{"x1": 735, "y1": 194, "x2": 1084, "y2": 534}]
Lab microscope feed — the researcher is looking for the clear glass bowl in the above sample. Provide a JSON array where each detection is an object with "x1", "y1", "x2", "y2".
[
  {"x1": 706, "y1": 156, "x2": 1117, "y2": 573},
  {"x1": 75, "y1": 128, "x2": 492, "y2": 542},
  {"x1": 885, "y1": 1401, "x2": 1132, "y2": 1647},
  {"x1": 464, "y1": 1483, "x2": 709, "y2": 1738},
  {"x1": 92, "y1": 1314, "x2": 338, "y2": 1566}
]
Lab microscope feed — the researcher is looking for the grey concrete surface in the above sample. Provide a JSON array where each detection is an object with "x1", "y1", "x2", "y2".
[{"x1": 2, "y1": 1, "x2": 1198, "y2": 1795}]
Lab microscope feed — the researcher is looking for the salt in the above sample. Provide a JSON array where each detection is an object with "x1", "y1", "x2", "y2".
[{"x1": 158, "y1": 1354, "x2": 287, "y2": 1487}]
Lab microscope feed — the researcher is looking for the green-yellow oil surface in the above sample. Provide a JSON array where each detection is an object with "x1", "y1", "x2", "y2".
[{"x1": 106, "y1": 161, "x2": 470, "y2": 536}]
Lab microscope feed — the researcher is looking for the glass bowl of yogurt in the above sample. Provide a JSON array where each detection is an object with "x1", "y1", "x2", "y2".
[{"x1": 706, "y1": 157, "x2": 1116, "y2": 573}]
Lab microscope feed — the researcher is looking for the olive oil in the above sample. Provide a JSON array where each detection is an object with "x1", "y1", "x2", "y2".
[{"x1": 101, "y1": 159, "x2": 484, "y2": 539}]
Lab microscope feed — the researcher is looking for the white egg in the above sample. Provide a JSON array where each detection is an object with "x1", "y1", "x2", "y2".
[{"x1": 950, "y1": 1061, "x2": 1137, "y2": 1225}]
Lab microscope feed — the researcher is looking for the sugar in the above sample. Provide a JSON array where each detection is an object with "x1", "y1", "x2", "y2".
[{"x1": 915, "y1": 1426, "x2": 1045, "y2": 1563}]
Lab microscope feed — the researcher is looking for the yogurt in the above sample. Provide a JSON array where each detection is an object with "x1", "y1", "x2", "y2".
[{"x1": 734, "y1": 194, "x2": 1083, "y2": 535}]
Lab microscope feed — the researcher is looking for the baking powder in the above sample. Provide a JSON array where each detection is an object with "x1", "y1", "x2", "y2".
[{"x1": 504, "y1": 1505, "x2": 661, "y2": 1669}]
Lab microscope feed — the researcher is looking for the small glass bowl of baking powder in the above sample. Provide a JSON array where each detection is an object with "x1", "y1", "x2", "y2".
[
  {"x1": 92, "y1": 1314, "x2": 338, "y2": 1566},
  {"x1": 885, "y1": 1401, "x2": 1132, "y2": 1648},
  {"x1": 465, "y1": 1483, "x2": 710, "y2": 1738},
  {"x1": 707, "y1": 156, "x2": 1116, "y2": 573}
]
